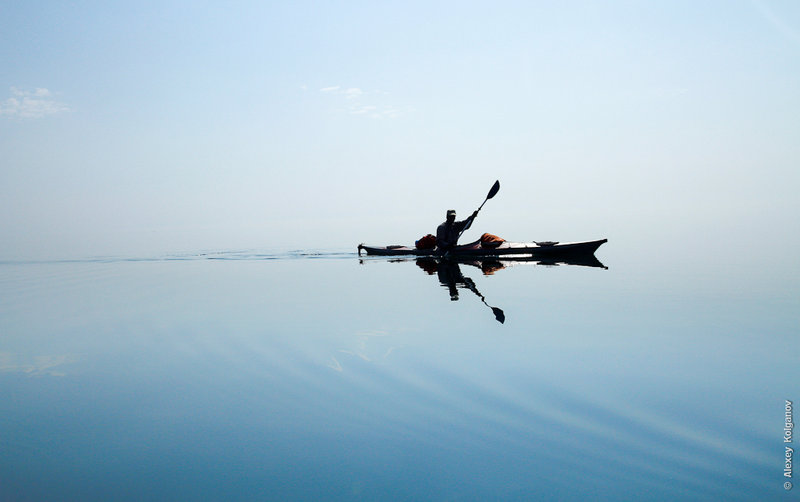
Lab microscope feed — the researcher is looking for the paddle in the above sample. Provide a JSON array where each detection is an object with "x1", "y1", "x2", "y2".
[
  {"x1": 477, "y1": 179, "x2": 501, "y2": 212},
  {"x1": 457, "y1": 180, "x2": 500, "y2": 241}
]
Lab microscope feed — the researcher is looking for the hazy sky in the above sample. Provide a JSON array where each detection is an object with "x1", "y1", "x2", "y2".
[{"x1": 1, "y1": 0, "x2": 798, "y2": 259}]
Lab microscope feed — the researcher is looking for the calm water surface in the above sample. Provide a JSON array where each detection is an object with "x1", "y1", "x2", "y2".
[{"x1": 1, "y1": 243, "x2": 797, "y2": 501}]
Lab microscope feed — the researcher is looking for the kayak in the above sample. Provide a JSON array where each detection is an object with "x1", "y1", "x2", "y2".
[{"x1": 358, "y1": 238, "x2": 607, "y2": 258}]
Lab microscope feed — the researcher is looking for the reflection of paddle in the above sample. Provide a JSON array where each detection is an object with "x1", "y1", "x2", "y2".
[
  {"x1": 463, "y1": 277, "x2": 505, "y2": 324},
  {"x1": 457, "y1": 180, "x2": 500, "y2": 241},
  {"x1": 485, "y1": 301, "x2": 506, "y2": 324}
]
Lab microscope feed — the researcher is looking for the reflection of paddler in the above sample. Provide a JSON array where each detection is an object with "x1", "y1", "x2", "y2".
[
  {"x1": 414, "y1": 258, "x2": 466, "y2": 300},
  {"x1": 415, "y1": 258, "x2": 505, "y2": 323},
  {"x1": 436, "y1": 260, "x2": 465, "y2": 301}
]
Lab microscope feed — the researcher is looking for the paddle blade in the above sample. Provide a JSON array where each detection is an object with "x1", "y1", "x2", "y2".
[
  {"x1": 486, "y1": 180, "x2": 500, "y2": 200},
  {"x1": 492, "y1": 307, "x2": 505, "y2": 324}
]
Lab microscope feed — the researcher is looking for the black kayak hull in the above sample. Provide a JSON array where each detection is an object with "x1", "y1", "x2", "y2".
[{"x1": 358, "y1": 238, "x2": 607, "y2": 258}]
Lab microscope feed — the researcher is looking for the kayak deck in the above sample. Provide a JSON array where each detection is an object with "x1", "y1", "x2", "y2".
[{"x1": 358, "y1": 238, "x2": 607, "y2": 257}]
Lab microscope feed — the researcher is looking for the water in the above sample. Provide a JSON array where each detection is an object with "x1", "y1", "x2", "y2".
[{"x1": 1, "y1": 244, "x2": 797, "y2": 501}]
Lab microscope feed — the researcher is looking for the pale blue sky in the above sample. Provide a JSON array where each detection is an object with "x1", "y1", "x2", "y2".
[{"x1": 1, "y1": 0, "x2": 798, "y2": 259}]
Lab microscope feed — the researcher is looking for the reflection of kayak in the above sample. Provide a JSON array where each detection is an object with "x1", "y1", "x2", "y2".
[
  {"x1": 444, "y1": 254, "x2": 608, "y2": 270},
  {"x1": 358, "y1": 238, "x2": 608, "y2": 258},
  {"x1": 360, "y1": 253, "x2": 608, "y2": 270}
]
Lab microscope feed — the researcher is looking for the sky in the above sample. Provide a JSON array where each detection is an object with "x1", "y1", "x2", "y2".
[{"x1": 1, "y1": 0, "x2": 798, "y2": 259}]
